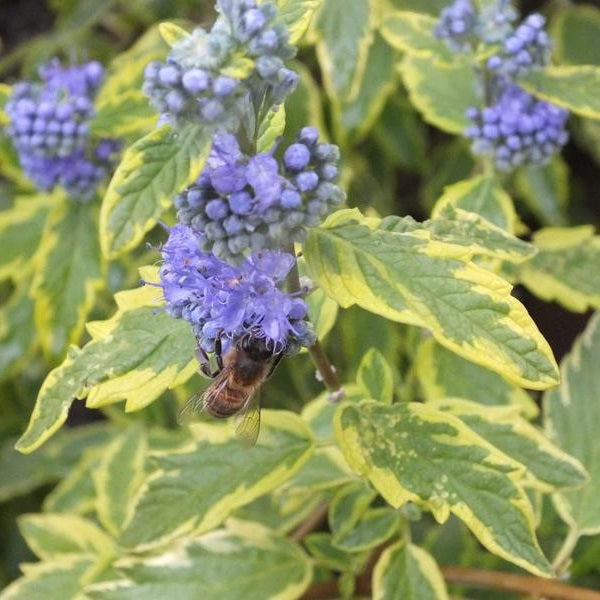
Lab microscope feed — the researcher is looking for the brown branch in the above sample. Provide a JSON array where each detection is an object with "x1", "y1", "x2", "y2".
[
  {"x1": 441, "y1": 566, "x2": 600, "y2": 600},
  {"x1": 291, "y1": 502, "x2": 329, "y2": 542},
  {"x1": 300, "y1": 565, "x2": 600, "y2": 600}
]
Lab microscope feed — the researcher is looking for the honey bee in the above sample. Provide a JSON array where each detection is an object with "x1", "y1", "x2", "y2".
[{"x1": 179, "y1": 333, "x2": 283, "y2": 445}]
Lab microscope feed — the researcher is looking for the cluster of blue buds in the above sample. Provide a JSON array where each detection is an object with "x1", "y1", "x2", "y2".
[
  {"x1": 5, "y1": 59, "x2": 119, "y2": 199},
  {"x1": 143, "y1": 0, "x2": 297, "y2": 130},
  {"x1": 150, "y1": 0, "x2": 340, "y2": 355},
  {"x1": 433, "y1": 0, "x2": 478, "y2": 52},
  {"x1": 487, "y1": 13, "x2": 552, "y2": 77},
  {"x1": 465, "y1": 82, "x2": 568, "y2": 171},
  {"x1": 434, "y1": 0, "x2": 568, "y2": 171},
  {"x1": 158, "y1": 224, "x2": 316, "y2": 354},
  {"x1": 174, "y1": 128, "x2": 344, "y2": 261}
]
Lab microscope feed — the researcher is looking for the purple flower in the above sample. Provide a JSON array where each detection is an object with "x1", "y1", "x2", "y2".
[
  {"x1": 174, "y1": 129, "x2": 345, "y2": 260},
  {"x1": 158, "y1": 224, "x2": 314, "y2": 353},
  {"x1": 464, "y1": 80, "x2": 568, "y2": 171}
]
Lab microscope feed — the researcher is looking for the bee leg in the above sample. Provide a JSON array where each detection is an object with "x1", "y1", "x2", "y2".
[
  {"x1": 196, "y1": 345, "x2": 220, "y2": 378},
  {"x1": 214, "y1": 335, "x2": 224, "y2": 371},
  {"x1": 266, "y1": 352, "x2": 284, "y2": 379}
]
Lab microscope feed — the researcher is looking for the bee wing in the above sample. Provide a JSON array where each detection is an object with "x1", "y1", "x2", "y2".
[
  {"x1": 177, "y1": 390, "x2": 206, "y2": 425},
  {"x1": 234, "y1": 394, "x2": 261, "y2": 446}
]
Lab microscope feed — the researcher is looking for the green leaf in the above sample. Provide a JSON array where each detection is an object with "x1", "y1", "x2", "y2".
[
  {"x1": 0, "y1": 195, "x2": 53, "y2": 282},
  {"x1": 0, "y1": 555, "x2": 97, "y2": 600},
  {"x1": 100, "y1": 124, "x2": 210, "y2": 258},
  {"x1": 380, "y1": 10, "x2": 454, "y2": 63},
  {"x1": 373, "y1": 541, "x2": 449, "y2": 600},
  {"x1": 281, "y1": 446, "x2": 353, "y2": 496},
  {"x1": 306, "y1": 287, "x2": 339, "y2": 341},
  {"x1": 400, "y1": 54, "x2": 480, "y2": 134},
  {"x1": 16, "y1": 270, "x2": 197, "y2": 453},
  {"x1": 301, "y1": 384, "x2": 365, "y2": 442},
  {"x1": 314, "y1": 0, "x2": 373, "y2": 103},
  {"x1": 304, "y1": 532, "x2": 368, "y2": 573},
  {"x1": 93, "y1": 426, "x2": 147, "y2": 536},
  {"x1": 382, "y1": 205, "x2": 534, "y2": 263},
  {"x1": 0, "y1": 281, "x2": 37, "y2": 382},
  {"x1": 514, "y1": 158, "x2": 569, "y2": 227},
  {"x1": 335, "y1": 401, "x2": 553, "y2": 576},
  {"x1": 256, "y1": 105, "x2": 286, "y2": 153},
  {"x1": 43, "y1": 450, "x2": 101, "y2": 515},
  {"x1": 0, "y1": 82, "x2": 10, "y2": 124},
  {"x1": 340, "y1": 32, "x2": 399, "y2": 143},
  {"x1": 18, "y1": 513, "x2": 115, "y2": 560},
  {"x1": 158, "y1": 22, "x2": 190, "y2": 46},
  {"x1": 0, "y1": 424, "x2": 115, "y2": 503},
  {"x1": 119, "y1": 411, "x2": 313, "y2": 551},
  {"x1": 545, "y1": 313, "x2": 600, "y2": 535},
  {"x1": 282, "y1": 61, "x2": 327, "y2": 146},
  {"x1": 550, "y1": 5, "x2": 600, "y2": 66},
  {"x1": 31, "y1": 200, "x2": 104, "y2": 359},
  {"x1": 234, "y1": 491, "x2": 325, "y2": 536},
  {"x1": 87, "y1": 522, "x2": 312, "y2": 600},
  {"x1": 333, "y1": 507, "x2": 399, "y2": 552},
  {"x1": 520, "y1": 66, "x2": 600, "y2": 120},
  {"x1": 91, "y1": 90, "x2": 157, "y2": 139},
  {"x1": 415, "y1": 339, "x2": 539, "y2": 418},
  {"x1": 432, "y1": 174, "x2": 517, "y2": 233},
  {"x1": 305, "y1": 209, "x2": 558, "y2": 390},
  {"x1": 512, "y1": 226, "x2": 600, "y2": 313},
  {"x1": 430, "y1": 398, "x2": 587, "y2": 493},
  {"x1": 278, "y1": 0, "x2": 322, "y2": 44},
  {"x1": 96, "y1": 23, "x2": 168, "y2": 102},
  {"x1": 356, "y1": 347, "x2": 395, "y2": 404},
  {"x1": 329, "y1": 481, "x2": 376, "y2": 541}
]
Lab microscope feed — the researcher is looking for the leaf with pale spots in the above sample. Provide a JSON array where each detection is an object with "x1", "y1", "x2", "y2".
[
  {"x1": 429, "y1": 398, "x2": 587, "y2": 493},
  {"x1": 373, "y1": 541, "x2": 449, "y2": 600},
  {"x1": 86, "y1": 522, "x2": 312, "y2": 600},
  {"x1": 305, "y1": 208, "x2": 558, "y2": 390},
  {"x1": 545, "y1": 313, "x2": 600, "y2": 536},
  {"x1": 334, "y1": 401, "x2": 553, "y2": 576},
  {"x1": 15, "y1": 267, "x2": 197, "y2": 454}
]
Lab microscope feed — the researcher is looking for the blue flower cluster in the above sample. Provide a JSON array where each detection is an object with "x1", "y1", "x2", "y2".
[
  {"x1": 434, "y1": 0, "x2": 518, "y2": 50},
  {"x1": 5, "y1": 59, "x2": 119, "y2": 199},
  {"x1": 433, "y1": 0, "x2": 478, "y2": 52},
  {"x1": 435, "y1": 0, "x2": 568, "y2": 171},
  {"x1": 174, "y1": 128, "x2": 344, "y2": 260},
  {"x1": 464, "y1": 82, "x2": 568, "y2": 171},
  {"x1": 143, "y1": 0, "x2": 297, "y2": 129},
  {"x1": 149, "y1": 0, "x2": 343, "y2": 355},
  {"x1": 487, "y1": 13, "x2": 552, "y2": 77},
  {"x1": 158, "y1": 224, "x2": 315, "y2": 354}
]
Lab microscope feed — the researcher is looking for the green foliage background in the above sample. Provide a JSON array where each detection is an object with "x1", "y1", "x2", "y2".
[{"x1": 2, "y1": 0, "x2": 600, "y2": 598}]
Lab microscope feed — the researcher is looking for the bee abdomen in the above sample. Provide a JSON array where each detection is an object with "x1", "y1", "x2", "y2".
[{"x1": 204, "y1": 386, "x2": 248, "y2": 418}]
